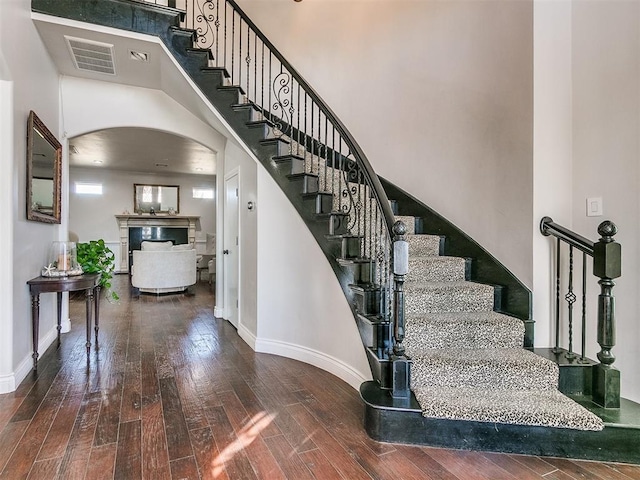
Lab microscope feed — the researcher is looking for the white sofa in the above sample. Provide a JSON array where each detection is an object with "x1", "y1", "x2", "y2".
[{"x1": 131, "y1": 241, "x2": 197, "y2": 294}]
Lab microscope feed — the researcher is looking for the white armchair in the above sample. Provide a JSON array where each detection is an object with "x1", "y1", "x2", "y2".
[{"x1": 131, "y1": 241, "x2": 197, "y2": 294}]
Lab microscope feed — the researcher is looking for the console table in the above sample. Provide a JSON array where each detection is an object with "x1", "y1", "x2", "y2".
[{"x1": 27, "y1": 273, "x2": 101, "y2": 371}]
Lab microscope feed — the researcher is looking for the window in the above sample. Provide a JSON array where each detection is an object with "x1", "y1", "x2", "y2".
[
  {"x1": 193, "y1": 187, "x2": 214, "y2": 199},
  {"x1": 75, "y1": 182, "x2": 103, "y2": 195}
]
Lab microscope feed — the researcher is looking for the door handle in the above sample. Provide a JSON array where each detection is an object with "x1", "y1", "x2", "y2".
[{"x1": 223, "y1": 249, "x2": 229, "y2": 254}]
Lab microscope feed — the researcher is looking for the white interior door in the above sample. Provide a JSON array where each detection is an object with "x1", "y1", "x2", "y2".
[{"x1": 223, "y1": 172, "x2": 239, "y2": 328}]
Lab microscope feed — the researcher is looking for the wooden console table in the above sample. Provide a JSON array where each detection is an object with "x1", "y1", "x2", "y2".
[{"x1": 27, "y1": 273, "x2": 101, "y2": 371}]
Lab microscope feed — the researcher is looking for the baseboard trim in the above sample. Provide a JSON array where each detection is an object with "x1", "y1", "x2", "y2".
[
  {"x1": 254, "y1": 337, "x2": 369, "y2": 391},
  {"x1": 238, "y1": 323, "x2": 257, "y2": 350},
  {"x1": 0, "y1": 329, "x2": 57, "y2": 394}
]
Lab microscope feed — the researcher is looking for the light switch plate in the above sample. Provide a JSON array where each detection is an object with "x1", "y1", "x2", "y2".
[{"x1": 586, "y1": 197, "x2": 603, "y2": 217}]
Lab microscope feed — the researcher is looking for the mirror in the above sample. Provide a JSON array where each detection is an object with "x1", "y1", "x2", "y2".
[
  {"x1": 26, "y1": 111, "x2": 62, "y2": 224},
  {"x1": 134, "y1": 184, "x2": 180, "y2": 214}
]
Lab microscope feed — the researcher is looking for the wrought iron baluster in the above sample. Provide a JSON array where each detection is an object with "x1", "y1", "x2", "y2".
[
  {"x1": 338, "y1": 137, "x2": 344, "y2": 212},
  {"x1": 565, "y1": 245, "x2": 576, "y2": 359},
  {"x1": 330, "y1": 126, "x2": 336, "y2": 201},
  {"x1": 260, "y1": 43, "x2": 265, "y2": 119},
  {"x1": 223, "y1": 1, "x2": 227, "y2": 70},
  {"x1": 310, "y1": 103, "x2": 314, "y2": 172},
  {"x1": 231, "y1": 10, "x2": 236, "y2": 83},
  {"x1": 215, "y1": 0, "x2": 219, "y2": 66},
  {"x1": 581, "y1": 251, "x2": 587, "y2": 362},
  {"x1": 252, "y1": 29, "x2": 256, "y2": 104},
  {"x1": 245, "y1": 22, "x2": 251, "y2": 98},
  {"x1": 296, "y1": 84, "x2": 301, "y2": 157},
  {"x1": 554, "y1": 237, "x2": 561, "y2": 353}
]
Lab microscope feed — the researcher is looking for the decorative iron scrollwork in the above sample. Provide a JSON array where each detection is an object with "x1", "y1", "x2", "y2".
[
  {"x1": 195, "y1": 0, "x2": 217, "y2": 50},
  {"x1": 272, "y1": 71, "x2": 293, "y2": 137}
]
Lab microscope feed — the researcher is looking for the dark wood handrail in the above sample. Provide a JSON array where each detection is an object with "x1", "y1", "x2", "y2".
[
  {"x1": 540, "y1": 215, "x2": 622, "y2": 409},
  {"x1": 225, "y1": 0, "x2": 396, "y2": 236},
  {"x1": 540, "y1": 216, "x2": 594, "y2": 255}
]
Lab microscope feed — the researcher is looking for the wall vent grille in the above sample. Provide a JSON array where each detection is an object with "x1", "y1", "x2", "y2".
[{"x1": 64, "y1": 36, "x2": 116, "y2": 75}]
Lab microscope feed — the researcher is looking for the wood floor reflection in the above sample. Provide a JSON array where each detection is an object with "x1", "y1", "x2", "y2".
[{"x1": 1, "y1": 275, "x2": 639, "y2": 479}]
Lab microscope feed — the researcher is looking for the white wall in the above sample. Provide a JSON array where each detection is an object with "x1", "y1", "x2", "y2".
[
  {"x1": 255, "y1": 168, "x2": 372, "y2": 389},
  {"x1": 221, "y1": 142, "x2": 258, "y2": 338},
  {"x1": 69, "y1": 167, "x2": 216, "y2": 269},
  {"x1": 60, "y1": 76, "x2": 227, "y2": 155},
  {"x1": 571, "y1": 1, "x2": 640, "y2": 402},
  {"x1": 533, "y1": 1, "x2": 574, "y2": 347},
  {"x1": 0, "y1": 0, "x2": 62, "y2": 391},
  {"x1": 238, "y1": 0, "x2": 534, "y2": 288}
]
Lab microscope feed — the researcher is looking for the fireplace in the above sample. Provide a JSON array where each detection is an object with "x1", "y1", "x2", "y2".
[{"x1": 115, "y1": 215, "x2": 200, "y2": 273}]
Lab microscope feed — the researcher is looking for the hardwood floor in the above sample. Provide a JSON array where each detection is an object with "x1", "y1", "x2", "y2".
[{"x1": 1, "y1": 275, "x2": 639, "y2": 479}]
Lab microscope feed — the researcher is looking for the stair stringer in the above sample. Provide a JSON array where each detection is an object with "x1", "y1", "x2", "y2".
[{"x1": 382, "y1": 177, "x2": 534, "y2": 347}]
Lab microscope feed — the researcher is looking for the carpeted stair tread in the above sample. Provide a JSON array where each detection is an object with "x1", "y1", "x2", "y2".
[
  {"x1": 412, "y1": 385, "x2": 604, "y2": 431},
  {"x1": 404, "y1": 312, "x2": 524, "y2": 349},
  {"x1": 405, "y1": 281, "x2": 494, "y2": 314},
  {"x1": 408, "y1": 234, "x2": 441, "y2": 256},
  {"x1": 408, "y1": 348, "x2": 559, "y2": 391},
  {"x1": 407, "y1": 256, "x2": 466, "y2": 282}
]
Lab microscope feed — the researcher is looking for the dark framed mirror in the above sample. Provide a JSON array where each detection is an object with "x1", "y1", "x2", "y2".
[
  {"x1": 134, "y1": 184, "x2": 180, "y2": 214},
  {"x1": 26, "y1": 111, "x2": 62, "y2": 224}
]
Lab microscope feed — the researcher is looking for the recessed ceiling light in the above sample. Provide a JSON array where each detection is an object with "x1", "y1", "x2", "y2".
[
  {"x1": 93, "y1": 159, "x2": 103, "y2": 164},
  {"x1": 195, "y1": 167, "x2": 203, "y2": 171},
  {"x1": 130, "y1": 50, "x2": 149, "y2": 62}
]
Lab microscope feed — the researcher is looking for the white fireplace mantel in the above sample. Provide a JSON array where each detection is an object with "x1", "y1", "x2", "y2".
[{"x1": 115, "y1": 215, "x2": 200, "y2": 273}]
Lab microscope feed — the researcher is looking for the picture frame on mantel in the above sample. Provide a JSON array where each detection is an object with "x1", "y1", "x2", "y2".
[{"x1": 133, "y1": 184, "x2": 179, "y2": 214}]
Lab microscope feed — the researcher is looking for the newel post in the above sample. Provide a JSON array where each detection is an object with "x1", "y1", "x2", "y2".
[
  {"x1": 391, "y1": 220, "x2": 411, "y2": 402},
  {"x1": 592, "y1": 221, "x2": 622, "y2": 408}
]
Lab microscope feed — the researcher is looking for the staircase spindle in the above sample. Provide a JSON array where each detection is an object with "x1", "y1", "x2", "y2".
[
  {"x1": 566, "y1": 245, "x2": 576, "y2": 359},
  {"x1": 554, "y1": 237, "x2": 561, "y2": 353},
  {"x1": 581, "y1": 252, "x2": 587, "y2": 362}
]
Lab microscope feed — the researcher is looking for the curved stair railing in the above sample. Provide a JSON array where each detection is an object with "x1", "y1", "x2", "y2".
[
  {"x1": 180, "y1": 0, "x2": 409, "y2": 394},
  {"x1": 540, "y1": 217, "x2": 622, "y2": 408}
]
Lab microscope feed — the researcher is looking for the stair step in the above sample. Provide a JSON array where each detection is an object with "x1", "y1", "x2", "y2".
[
  {"x1": 407, "y1": 234, "x2": 442, "y2": 256},
  {"x1": 186, "y1": 47, "x2": 214, "y2": 60},
  {"x1": 404, "y1": 311, "x2": 524, "y2": 349},
  {"x1": 395, "y1": 215, "x2": 416, "y2": 234},
  {"x1": 407, "y1": 256, "x2": 467, "y2": 282},
  {"x1": 287, "y1": 173, "x2": 319, "y2": 194},
  {"x1": 302, "y1": 192, "x2": 333, "y2": 214},
  {"x1": 412, "y1": 385, "x2": 604, "y2": 430},
  {"x1": 357, "y1": 313, "x2": 391, "y2": 350},
  {"x1": 315, "y1": 212, "x2": 350, "y2": 236},
  {"x1": 409, "y1": 348, "x2": 559, "y2": 391},
  {"x1": 404, "y1": 281, "x2": 494, "y2": 314}
]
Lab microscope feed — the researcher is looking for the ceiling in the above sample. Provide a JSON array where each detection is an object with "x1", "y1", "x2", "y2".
[
  {"x1": 69, "y1": 127, "x2": 216, "y2": 176},
  {"x1": 32, "y1": 14, "x2": 231, "y2": 177}
]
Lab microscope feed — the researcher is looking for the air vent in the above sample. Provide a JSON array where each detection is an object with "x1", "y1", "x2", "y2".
[{"x1": 65, "y1": 36, "x2": 116, "y2": 75}]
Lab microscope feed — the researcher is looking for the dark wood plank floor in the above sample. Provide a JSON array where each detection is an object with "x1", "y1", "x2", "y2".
[{"x1": 1, "y1": 275, "x2": 639, "y2": 479}]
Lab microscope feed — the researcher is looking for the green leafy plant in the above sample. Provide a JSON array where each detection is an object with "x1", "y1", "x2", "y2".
[{"x1": 77, "y1": 239, "x2": 119, "y2": 302}]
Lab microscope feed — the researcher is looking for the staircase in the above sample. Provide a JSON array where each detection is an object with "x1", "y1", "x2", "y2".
[
  {"x1": 32, "y1": 0, "x2": 640, "y2": 464},
  {"x1": 396, "y1": 215, "x2": 602, "y2": 431}
]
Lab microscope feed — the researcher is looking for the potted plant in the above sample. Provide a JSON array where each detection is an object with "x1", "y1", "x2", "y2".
[{"x1": 77, "y1": 239, "x2": 119, "y2": 302}]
